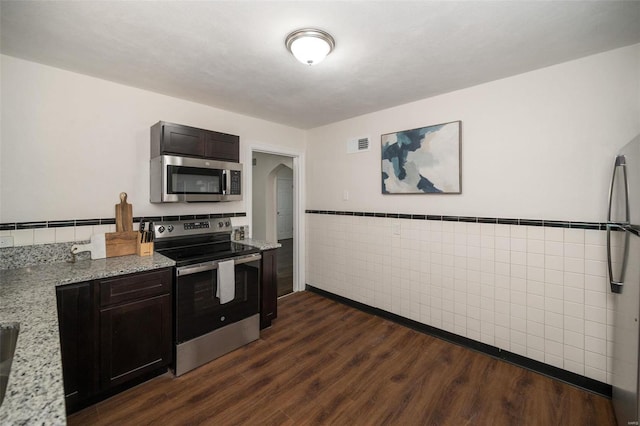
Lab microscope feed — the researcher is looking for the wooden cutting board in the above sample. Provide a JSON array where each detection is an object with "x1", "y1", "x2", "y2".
[
  {"x1": 71, "y1": 232, "x2": 138, "y2": 258},
  {"x1": 115, "y1": 192, "x2": 133, "y2": 232},
  {"x1": 105, "y1": 231, "x2": 138, "y2": 257}
]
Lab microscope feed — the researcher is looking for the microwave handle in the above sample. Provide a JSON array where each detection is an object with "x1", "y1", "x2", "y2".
[{"x1": 222, "y1": 170, "x2": 228, "y2": 195}]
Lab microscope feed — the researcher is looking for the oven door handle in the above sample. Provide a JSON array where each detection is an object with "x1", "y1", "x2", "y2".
[{"x1": 176, "y1": 253, "x2": 262, "y2": 277}]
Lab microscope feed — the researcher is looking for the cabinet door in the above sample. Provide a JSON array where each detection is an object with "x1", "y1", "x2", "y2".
[
  {"x1": 260, "y1": 249, "x2": 278, "y2": 329},
  {"x1": 204, "y1": 132, "x2": 240, "y2": 162},
  {"x1": 56, "y1": 282, "x2": 97, "y2": 413},
  {"x1": 100, "y1": 294, "x2": 172, "y2": 389},
  {"x1": 162, "y1": 123, "x2": 205, "y2": 157}
]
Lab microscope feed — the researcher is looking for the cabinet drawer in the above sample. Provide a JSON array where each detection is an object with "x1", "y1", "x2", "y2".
[{"x1": 99, "y1": 268, "x2": 171, "y2": 307}]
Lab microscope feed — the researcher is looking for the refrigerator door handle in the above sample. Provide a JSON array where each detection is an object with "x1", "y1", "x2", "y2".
[
  {"x1": 607, "y1": 224, "x2": 628, "y2": 293},
  {"x1": 607, "y1": 155, "x2": 630, "y2": 294},
  {"x1": 607, "y1": 155, "x2": 630, "y2": 224}
]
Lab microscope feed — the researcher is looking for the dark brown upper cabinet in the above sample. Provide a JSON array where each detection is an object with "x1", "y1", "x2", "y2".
[
  {"x1": 205, "y1": 131, "x2": 240, "y2": 162},
  {"x1": 151, "y1": 121, "x2": 239, "y2": 162}
]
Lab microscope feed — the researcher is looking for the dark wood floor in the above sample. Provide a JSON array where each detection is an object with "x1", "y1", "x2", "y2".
[
  {"x1": 276, "y1": 238, "x2": 293, "y2": 297},
  {"x1": 69, "y1": 291, "x2": 616, "y2": 426}
]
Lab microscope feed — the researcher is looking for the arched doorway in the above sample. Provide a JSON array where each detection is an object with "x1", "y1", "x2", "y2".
[{"x1": 251, "y1": 152, "x2": 295, "y2": 296}]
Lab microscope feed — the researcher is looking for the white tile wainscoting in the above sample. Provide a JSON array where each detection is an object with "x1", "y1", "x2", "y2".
[{"x1": 306, "y1": 213, "x2": 616, "y2": 385}]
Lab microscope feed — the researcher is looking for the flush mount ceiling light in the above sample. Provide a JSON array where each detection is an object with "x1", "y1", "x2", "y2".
[{"x1": 285, "y1": 28, "x2": 335, "y2": 66}]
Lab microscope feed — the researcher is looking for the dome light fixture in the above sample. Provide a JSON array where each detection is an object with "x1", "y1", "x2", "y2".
[{"x1": 285, "y1": 28, "x2": 335, "y2": 66}]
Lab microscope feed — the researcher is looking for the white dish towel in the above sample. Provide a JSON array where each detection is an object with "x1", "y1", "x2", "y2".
[{"x1": 216, "y1": 260, "x2": 235, "y2": 304}]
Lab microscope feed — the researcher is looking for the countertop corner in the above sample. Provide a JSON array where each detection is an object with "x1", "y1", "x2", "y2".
[
  {"x1": 234, "y1": 238, "x2": 281, "y2": 251},
  {"x1": 0, "y1": 252, "x2": 175, "y2": 424}
]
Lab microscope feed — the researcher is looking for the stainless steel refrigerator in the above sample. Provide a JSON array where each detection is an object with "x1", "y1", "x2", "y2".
[{"x1": 609, "y1": 134, "x2": 640, "y2": 426}]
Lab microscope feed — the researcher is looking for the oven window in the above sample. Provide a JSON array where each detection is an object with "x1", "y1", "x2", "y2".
[
  {"x1": 175, "y1": 262, "x2": 260, "y2": 343},
  {"x1": 168, "y1": 165, "x2": 222, "y2": 194}
]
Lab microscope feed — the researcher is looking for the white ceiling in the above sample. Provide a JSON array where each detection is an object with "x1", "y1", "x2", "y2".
[{"x1": 1, "y1": 1, "x2": 639, "y2": 129}]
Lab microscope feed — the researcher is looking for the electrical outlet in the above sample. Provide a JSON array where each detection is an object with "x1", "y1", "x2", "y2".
[
  {"x1": 0, "y1": 236, "x2": 14, "y2": 248},
  {"x1": 343, "y1": 190, "x2": 349, "y2": 201},
  {"x1": 392, "y1": 223, "x2": 401, "y2": 236}
]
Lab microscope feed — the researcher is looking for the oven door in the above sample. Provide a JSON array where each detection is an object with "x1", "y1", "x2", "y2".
[{"x1": 174, "y1": 253, "x2": 261, "y2": 344}]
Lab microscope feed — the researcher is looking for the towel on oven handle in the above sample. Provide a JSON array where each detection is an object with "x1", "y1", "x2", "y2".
[{"x1": 216, "y1": 259, "x2": 235, "y2": 304}]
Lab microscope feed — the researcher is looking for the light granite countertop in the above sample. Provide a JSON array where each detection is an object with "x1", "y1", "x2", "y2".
[
  {"x1": 0, "y1": 253, "x2": 174, "y2": 425},
  {"x1": 234, "y1": 238, "x2": 281, "y2": 251}
]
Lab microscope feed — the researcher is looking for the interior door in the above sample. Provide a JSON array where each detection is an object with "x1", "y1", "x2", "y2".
[{"x1": 277, "y1": 177, "x2": 293, "y2": 240}]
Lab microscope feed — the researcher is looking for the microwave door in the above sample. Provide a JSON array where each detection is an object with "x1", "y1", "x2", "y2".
[
  {"x1": 150, "y1": 154, "x2": 243, "y2": 203},
  {"x1": 168, "y1": 165, "x2": 224, "y2": 201}
]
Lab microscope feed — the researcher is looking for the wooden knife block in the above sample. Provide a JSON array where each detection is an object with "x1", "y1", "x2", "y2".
[{"x1": 137, "y1": 240, "x2": 154, "y2": 257}]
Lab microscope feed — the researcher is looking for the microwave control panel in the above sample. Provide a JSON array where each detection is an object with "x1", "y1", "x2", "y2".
[{"x1": 229, "y1": 170, "x2": 241, "y2": 195}]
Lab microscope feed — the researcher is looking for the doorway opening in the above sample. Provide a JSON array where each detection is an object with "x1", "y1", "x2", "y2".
[{"x1": 251, "y1": 152, "x2": 295, "y2": 297}]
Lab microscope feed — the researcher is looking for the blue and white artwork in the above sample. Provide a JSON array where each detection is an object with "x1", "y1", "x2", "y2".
[{"x1": 381, "y1": 121, "x2": 461, "y2": 194}]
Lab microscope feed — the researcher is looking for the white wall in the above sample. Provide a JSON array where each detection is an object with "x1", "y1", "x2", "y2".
[
  {"x1": 0, "y1": 55, "x2": 306, "y2": 223},
  {"x1": 306, "y1": 44, "x2": 640, "y2": 223},
  {"x1": 305, "y1": 44, "x2": 640, "y2": 385}
]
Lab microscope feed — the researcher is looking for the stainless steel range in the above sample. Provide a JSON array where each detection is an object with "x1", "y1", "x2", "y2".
[{"x1": 153, "y1": 218, "x2": 261, "y2": 376}]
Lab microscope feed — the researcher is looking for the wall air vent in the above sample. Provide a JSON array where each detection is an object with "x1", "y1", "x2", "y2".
[{"x1": 347, "y1": 136, "x2": 371, "y2": 154}]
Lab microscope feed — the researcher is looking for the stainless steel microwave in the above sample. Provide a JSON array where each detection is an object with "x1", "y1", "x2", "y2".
[{"x1": 150, "y1": 155, "x2": 242, "y2": 203}]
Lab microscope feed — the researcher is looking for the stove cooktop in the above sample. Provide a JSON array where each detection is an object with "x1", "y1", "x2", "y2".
[
  {"x1": 151, "y1": 218, "x2": 260, "y2": 267},
  {"x1": 156, "y1": 241, "x2": 260, "y2": 267}
]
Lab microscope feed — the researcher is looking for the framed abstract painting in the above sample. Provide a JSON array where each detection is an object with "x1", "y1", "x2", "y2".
[{"x1": 381, "y1": 120, "x2": 461, "y2": 194}]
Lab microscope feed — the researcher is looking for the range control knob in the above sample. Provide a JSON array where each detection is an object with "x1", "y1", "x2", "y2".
[
  {"x1": 218, "y1": 221, "x2": 225, "y2": 228},
  {"x1": 157, "y1": 226, "x2": 165, "y2": 234},
  {"x1": 224, "y1": 221, "x2": 231, "y2": 227},
  {"x1": 167, "y1": 225, "x2": 174, "y2": 232}
]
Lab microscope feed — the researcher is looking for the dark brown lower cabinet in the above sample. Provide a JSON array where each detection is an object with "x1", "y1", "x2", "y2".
[
  {"x1": 99, "y1": 294, "x2": 172, "y2": 389},
  {"x1": 56, "y1": 267, "x2": 172, "y2": 414},
  {"x1": 56, "y1": 282, "x2": 97, "y2": 414},
  {"x1": 260, "y1": 249, "x2": 278, "y2": 329}
]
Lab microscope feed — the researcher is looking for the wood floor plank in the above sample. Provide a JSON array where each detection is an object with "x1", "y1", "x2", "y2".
[{"x1": 69, "y1": 291, "x2": 616, "y2": 426}]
